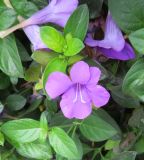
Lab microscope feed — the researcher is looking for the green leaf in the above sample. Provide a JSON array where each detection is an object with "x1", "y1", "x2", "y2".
[
  {"x1": 49, "y1": 127, "x2": 78, "y2": 159},
  {"x1": 32, "y1": 50, "x2": 58, "y2": 66},
  {"x1": 79, "y1": 0, "x2": 103, "y2": 19},
  {"x1": 105, "y1": 140, "x2": 120, "y2": 150},
  {"x1": 39, "y1": 112, "x2": 48, "y2": 142},
  {"x1": 0, "y1": 132, "x2": 4, "y2": 146},
  {"x1": 109, "y1": 0, "x2": 144, "y2": 33},
  {"x1": 134, "y1": 136, "x2": 144, "y2": 153},
  {"x1": 11, "y1": 0, "x2": 38, "y2": 18},
  {"x1": 16, "y1": 141, "x2": 52, "y2": 159},
  {"x1": 0, "y1": 101, "x2": 4, "y2": 113},
  {"x1": 110, "y1": 86, "x2": 140, "y2": 108},
  {"x1": 128, "y1": 107, "x2": 144, "y2": 129},
  {"x1": 112, "y1": 151, "x2": 137, "y2": 160},
  {"x1": 68, "y1": 55, "x2": 84, "y2": 65},
  {"x1": 1, "y1": 119, "x2": 41, "y2": 143},
  {"x1": 80, "y1": 114, "x2": 117, "y2": 141},
  {"x1": 0, "y1": 34, "x2": 24, "y2": 78},
  {"x1": 129, "y1": 28, "x2": 144, "y2": 54},
  {"x1": 0, "y1": 72, "x2": 10, "y2": 90},
  {"x1": 40, "y1": 26, "x2": 65, "y2": 53},
  {"x1": 6, "y1": 94, "x2": 26, "y2": 111},
  {"x1": 64, "y1": 4, "x2": 89, "y2": 41},
  {"x1": 0, "y1": 7, "x2": 17, "y2": 30},
  {"x1": 64, "y1": 34, "x2": 84, "y2": 56},
  {"x1": 122, "y1": 59, "x2": 144, "y2": 101},
  {"x1": 16, "y1": 39, "x2": 31, "y2": 62},
  {"x1": 42, "y1": 57, "x2": 67, "y2": 89},
  {"x1": 25, "y1": 62, "x2": 41, "y2": 82}
]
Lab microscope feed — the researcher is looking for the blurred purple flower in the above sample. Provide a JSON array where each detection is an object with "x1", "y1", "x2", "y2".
[
  {"x1": 23, "y1": 0, "x2": 78, "y2": 51},
  {"x1": 0, "y1": 0, "x2": 78, "y2": 38},
  {"x1": 25, "y1": 0, "x2": 78, "y2": 27},
  {"x1": 23, "y1": 25, "x2": 47, "y2": 51},
  {"x1": 85, "y1": 13, "x2": 135, "y2": 60},
  {"x1": 45, "y1": 61, "x2": 110, "y2": 119}
]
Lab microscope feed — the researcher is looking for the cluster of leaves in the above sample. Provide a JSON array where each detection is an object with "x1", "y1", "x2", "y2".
[{"x1": 0, "y1": 0, "x2": 144, "y2": 160}]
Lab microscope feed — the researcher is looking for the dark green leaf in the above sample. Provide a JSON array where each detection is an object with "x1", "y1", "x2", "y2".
[
  {"x1": 32, "y1": 50, "x2": 58, "y2": 66},
  {"x1": 16, "y1": 39, "x2": 31, "y2": 62},
  {"x1": 49, "y1": 127, "x2": 78, "y2": 159},
  {"x1": 80, "y1": 114, "x2": 117, "y2": 141},
  {"x1": 0, "y1": 132, "x2": 4, "y2": 146},
  {"x1": 79, "y1": 0, "x2": 103, "y2": 19},
  {"x1": 0, "y1": 7, "x2": 17, "y2": 30},
  {"x1": 112, "y1": 151, "x2": 137, "y2": 160},
  {"x1": 0, "y1": 34, "x2": 24, "y2": 78},
  {"x1": 6, "y1": 94, "x2": 26, "y2": 111},
  {"x1": 1, "y1": 119, "x2": 41, "y2": 143},
  {"x1": 40, "y1": 26, "x2": 65, "y2": 53},
  {"x1": 11, "y1": 0, "x2": 38, "y2": 18},
  {"x1": 129, "y1": 28, "x2": 144, "y2": 54},
  {"x1": 109, "y1": 0, "x2": 144, "y2": 33},
  {"x1": 110, "y1": 86, "x2": 140, "y2": 108},
  {"x1": 25, "y1": 62, "x2": 41, "y2": 82},
  {"x1": 64, "y1": 4, "x2": 89, "y2": 41},
  {"x1": 0, "y1": 72, "x2": 10, "y2": 90},
  {"x1": 16, "y1": 141, "x2": 52, "y2": 159},
  {"x1": 122, "y1": 59, "x2": 144, "y2": 101}
]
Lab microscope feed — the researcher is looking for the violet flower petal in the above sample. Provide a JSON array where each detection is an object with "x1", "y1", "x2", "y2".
[
  {"x1": 26, "y1": 0, "x2": 78, "y2": 27},
  {"x1": 70, "y1": 61, "x2": 90, "y2": 85},
  {"x1": 98, "y1": 42, "x2": 135, "y2": 60},
  {"x1": 87, "y1": 85, "x2": 110, "y2": 108},
  {"x1": 45, "y1": 72, "x2": 72, "y2": 99},
  {"x1": 60, "y1": 86, "x2": 92, "y2": 119},
  {"x1": 86, "y1": 67, "x2": 101, "y2": 88},
  {"x1": 23, "y1": 25, "x2": 47, "y2": 51},
  {"x1": 85, "y1": 13, "x2": 125, "y2": 51}
]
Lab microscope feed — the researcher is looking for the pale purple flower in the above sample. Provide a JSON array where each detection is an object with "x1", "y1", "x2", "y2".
[
  {"x1": 23, "y1": 25, "x2": 47, "y2": 51},
  {"x1": 23, "y1": 0, "x2": 78, "y2": 27},
  {"x1": 45, "y1": 61, "x2": 110, "y2": 119},
  {"x1": 85, "y1": 13, "x2": 135, "y2": 60},
  {"x1": 0, "y1": 0, "x2": 78, "y2": 38}
]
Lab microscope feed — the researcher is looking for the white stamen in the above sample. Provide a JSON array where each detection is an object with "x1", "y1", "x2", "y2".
[
  {"x1": 79, "y1": 84, "x2": 87, "y2": 103},
  {"x1": 73, "y1": 84, "x2": 78, "y2": 103}
]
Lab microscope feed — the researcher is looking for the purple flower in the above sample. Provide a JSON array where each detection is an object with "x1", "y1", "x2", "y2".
[
  {"x1": 0, "y1": 0, "x2": 78, "y2": 38},
  {"x1": 23, "y1": 25, "x2": 47, "y2": 51},
  {"x1": 25, "y1": 0, "x2": 78, "y2": 27},
  {"x1": 85, "y1": 13, "x2": 135, "y2": 60},
  {"x1": 45, "y1": 61, "x2": 110, "y2": 119}
]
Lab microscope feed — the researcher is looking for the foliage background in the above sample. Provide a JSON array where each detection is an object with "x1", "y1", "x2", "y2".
[{"x1": 0, "y1": 0, "x2": 144, "y2": 160}]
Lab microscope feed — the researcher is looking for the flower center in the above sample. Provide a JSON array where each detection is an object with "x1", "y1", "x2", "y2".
[{"x1": 73, "y1": 84, "x2": 86, "y2": 103}]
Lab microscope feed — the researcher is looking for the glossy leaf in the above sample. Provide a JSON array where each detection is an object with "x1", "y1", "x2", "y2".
[
  {"x1": 122, "y1": 59, "x2": 144, "y2": 101},
  {"x1": 16, "y1": 141, "x2": 52, "y2": 159},
  {"x1": 0, "y1": 35, "x2": 24, "y2": 78},
  {"x1": 129, "y1": 28, "x2": 144, "y2": 54},
  {"x1": 6, "y1": 94, "x2": 26, "y2": 111},
  {"x1": 1, "y1": 119, "x2": 41, "y2": 143},
  {"x1": 80, "y1": 114, "x2": 117, "y2": 141},
  {"x1": 64, "y1": 5, "x2": 89, "y2": 41},
  {"x1": 0, "y1": 132, "x2": 4, "y2": 146},
  {"x1": 11, "y1": 0, "x2": 38, "y2": 18},
  {"x1": 0, "y1": 7, "x2": 17, "y2": 30},
  {"x1": 49, "y1": 127, "x2": 78, "y2": 159},
  {"x1": 0, "y1": 72, "x2": 10, "y2": 90}
]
